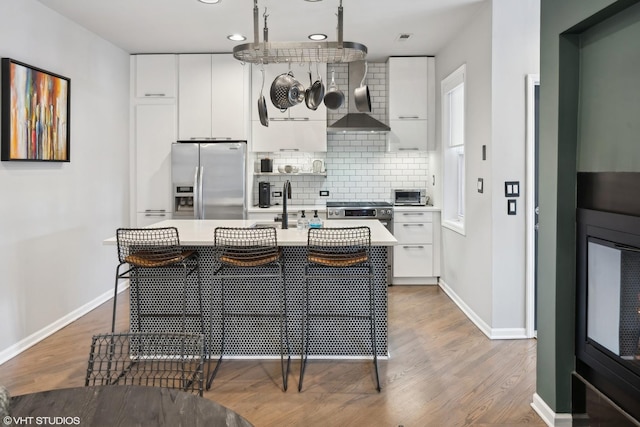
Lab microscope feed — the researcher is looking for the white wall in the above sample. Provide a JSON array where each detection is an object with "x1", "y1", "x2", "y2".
[
  {"x1": 0, "y1": 0, "x2": 130, "y2": 361},
  {"x1": 436, "y1": 1, "x2": 494, "y2": 328},
  {"x1": 490, "y1": 0, "x2": 540, "y2": 330},
  {"x1": 436, "y1": 0, "x2": 539, "y2": 336}
]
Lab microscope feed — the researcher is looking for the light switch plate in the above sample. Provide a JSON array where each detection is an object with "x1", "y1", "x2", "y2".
[
  {"x1": 508, "y1": 199, "x2": 517, "y2": 215},
  {"x1": 505, "y1": 181, "x2": 520, "y2": 197},
  {"x1": 477, "y1": 178, "x2": 483, "y2": 193}
]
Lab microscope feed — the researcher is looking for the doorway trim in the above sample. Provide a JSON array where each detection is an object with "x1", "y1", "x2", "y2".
[{"x1": 525, "y1": 73, "x2": 539, "y2": 339}]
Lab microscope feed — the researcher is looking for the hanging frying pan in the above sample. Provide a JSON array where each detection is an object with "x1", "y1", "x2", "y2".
[
  {"x1": 305, "y1": 63, "x2": 325, "y2": 110},
  {"x1": 258, "y1": 66, "x2": 269, "y2": 127}
]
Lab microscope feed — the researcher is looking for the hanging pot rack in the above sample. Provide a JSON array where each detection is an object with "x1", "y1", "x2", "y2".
[{"x1": 232, "y1": 0, "x2": 367, "y2": 64}]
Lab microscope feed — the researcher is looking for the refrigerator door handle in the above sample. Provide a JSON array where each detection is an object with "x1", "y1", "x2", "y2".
[
  {"x1": 198, "y1": 166, "x2": 205, "y2": 219},
  {"x1": 193, "y1": 166, "x2": 200, "y2": 219}
]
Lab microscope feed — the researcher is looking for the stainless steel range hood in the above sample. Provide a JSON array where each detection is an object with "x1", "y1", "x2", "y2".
[{"x1": 327, "y1": 61, "x2": 390, "y2": 133}]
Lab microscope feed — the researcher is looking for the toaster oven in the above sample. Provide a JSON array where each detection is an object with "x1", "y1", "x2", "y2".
[{"x1": 393, "y1": 189, "x2": 428, "y2": 206}]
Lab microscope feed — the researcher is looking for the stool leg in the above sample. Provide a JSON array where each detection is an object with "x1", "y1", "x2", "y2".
[
  {"x1": 280, "y1": 262, "x2": 291, "y2": 391},
  {"x1": 369, "y1": 267, "x2": 381, "y2": 392},
  {"x1": 298, "y1": 266, "x2": 310, "y2": 392},
  {"x1": 194, "y1": 256, "x2": 210, "y2": 390},
  {"x1": 207, "y1": 271, "x2": 225, "y2": 390},
  {"x1": 111, "y1": 263, "x2": 125, "y2": 333}
]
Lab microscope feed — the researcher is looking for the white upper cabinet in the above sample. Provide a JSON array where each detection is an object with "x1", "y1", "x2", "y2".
[
  {"x1": 250, "y1": 62, "x2": 327, "y2": 152},
  {"x1": 387, "y1": 56, "x2": 435, "y2": 151},
  {"x1": 133, "y1": 55, "x2": 177, "y2": 99},
  {"x1": 178, "y1": 54, "x2": 248, "y2": 141}
]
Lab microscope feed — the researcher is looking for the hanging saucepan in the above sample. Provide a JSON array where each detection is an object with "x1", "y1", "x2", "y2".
[
  {"x1": 270, "y1": 71, "x2": 304, "y2": 111},
  {"x1": 258, "y1": 66, "x2": 269, "y2": 127},
  {"x1": 323, "y1": 68, "x2": 344, "y2": 110},
  {"x1": 305, "y1": 63, "x2": 325, "y2": 111},
  {"x1": 354, "y1": 61, "x2": 372, "y2": 113}
]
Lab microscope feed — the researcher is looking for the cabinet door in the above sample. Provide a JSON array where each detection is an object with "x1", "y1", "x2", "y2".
[
  {"x1": 134, "y1": 55, "x2": 177, "y2": 98},
  {"x1": 388, "y1": 57, "x2": 428, "y2": 120},
  {"x1": 252, "y1": 120, "x2": 326, "y2": 152},
  {"x1": 388, "y1": 119, "x2": 428, "y2": 151},
  {"x1": 178, "y1": 54, "x2": 213, "y2": 140},
  {"x1": 393, "y1": 244, "x2": 433, "y2": 277},
  {"x1": 135, "y1": 104, "x2": 175, "y2": 215},
  {"x1": 211, "y1": 54, "x2": 247, "y2": 140}
]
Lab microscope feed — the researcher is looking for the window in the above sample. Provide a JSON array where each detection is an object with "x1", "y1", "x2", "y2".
[{"x1": 442, "y1": 64, "x2": 466, "y2": 234}]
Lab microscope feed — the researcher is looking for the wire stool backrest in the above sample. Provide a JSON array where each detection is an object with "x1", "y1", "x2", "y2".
[
  {"x1": 116, "y1": 227, "x2": 183, "y2": 265},
  {"x1": 307, "y1": 226, "x2": 371, "y2": 266},
  {"x1": 214, "y1": 227, "x2": 280, "y2": 264}
]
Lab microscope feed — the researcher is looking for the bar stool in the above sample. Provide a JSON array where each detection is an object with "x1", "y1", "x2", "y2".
[
  {"x1": 299, "y1": 226, "x2": 381, "y2": 392},
  {"x1": 111, "y1": 227, "x2": 204, "y2": 338},
  {"x1": 208, "y1": 227, "x2": 290, "y2": 391}
]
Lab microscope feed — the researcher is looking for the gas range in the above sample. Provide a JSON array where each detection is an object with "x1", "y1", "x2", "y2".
[{"x1": 326, "y1": 201, "x2": 393, "y2": 220}]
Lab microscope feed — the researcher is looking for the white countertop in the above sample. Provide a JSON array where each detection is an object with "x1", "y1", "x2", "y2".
[
  {"x1": 393, "y1": 205, "x2": 441, "y2": 212},
  {"x1": 247, "y1": 205, "x2": 326, "y2": 213},
  {"x1": 104, "y1": 219, "x2": 397, "y2": 247}
]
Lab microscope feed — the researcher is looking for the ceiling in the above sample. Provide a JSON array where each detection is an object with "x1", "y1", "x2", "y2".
[{"x1": 36, "y1": 0, "x2": 486, "y2": 62}]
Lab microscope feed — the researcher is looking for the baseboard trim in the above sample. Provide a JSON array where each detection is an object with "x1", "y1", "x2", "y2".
[
  {"x1": 438, "y1": 279, "x2": 528, "y2": 340},
  {"x1": 0, "y1": 282, "x2": 128, "y2": 366},
  {"x1": 531, "y1": 393, "x2": 573, "y2": 427}
]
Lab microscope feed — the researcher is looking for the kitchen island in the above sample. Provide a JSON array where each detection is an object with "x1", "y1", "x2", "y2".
[{"x1": 104, "y1": 219, "x2": 396, "y2": 358}]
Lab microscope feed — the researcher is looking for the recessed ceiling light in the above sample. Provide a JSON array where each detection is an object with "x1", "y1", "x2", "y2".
[
  {"x1": 198, "y1": 0, "x2": 221, "y2": 4},
  {"x1": 227, "y1": 34, "x2": 247, "y2": 41},
  {"x1": 308, "y1": 33, "x2": 327, "y2": 41}
]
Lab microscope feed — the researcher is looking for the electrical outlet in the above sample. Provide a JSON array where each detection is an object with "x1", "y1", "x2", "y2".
[
  {"x1": 272, "y1": 191, "x2": 282, "y2": 197},
  {"x1": 319, "y1": 190, "x2": 329, "y2": 197}
]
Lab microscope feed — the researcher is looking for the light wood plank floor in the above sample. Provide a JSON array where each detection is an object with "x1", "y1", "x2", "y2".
[{"x1": 0, "y1": 286, "x2": 544, "y2": 427}]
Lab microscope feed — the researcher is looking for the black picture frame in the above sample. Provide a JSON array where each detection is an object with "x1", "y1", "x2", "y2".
[{"x1": 1, "y1": 58, "x2": 71, "y2": 162}]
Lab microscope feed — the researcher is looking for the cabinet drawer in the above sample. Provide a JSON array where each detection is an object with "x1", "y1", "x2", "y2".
[
  {"x1": 394, "y1": 211, "x2": 432, "y2": 223},
  {"x1": 393, "y1": 222, "x2": 432, "y2": 244},
  {"x1": 393, "y1": 244, "x2": 433, "y2": 277}
]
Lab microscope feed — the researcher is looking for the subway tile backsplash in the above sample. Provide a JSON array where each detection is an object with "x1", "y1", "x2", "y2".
[{"x1": 252, "y1": 63, "x2": 430, "y2": 206}]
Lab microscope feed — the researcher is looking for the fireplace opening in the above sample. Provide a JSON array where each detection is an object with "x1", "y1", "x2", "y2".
[{"x1": 576, "y1": 205, "x2": 640, "y2": 421}]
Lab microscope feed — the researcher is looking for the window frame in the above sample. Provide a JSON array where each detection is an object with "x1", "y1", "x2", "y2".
[{"x1": 441, "y1": 64, "x2": 467, "y2": 235}]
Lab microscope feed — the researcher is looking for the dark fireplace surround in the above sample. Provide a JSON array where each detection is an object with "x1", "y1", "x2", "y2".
[{"x1": 576, "y1": 172, "x2": 640, "y2": 422}]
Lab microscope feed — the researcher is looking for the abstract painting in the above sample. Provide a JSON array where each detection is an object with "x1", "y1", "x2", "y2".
[{"x1": 1, "y1": 58, "x2": 70, "y2": 162}]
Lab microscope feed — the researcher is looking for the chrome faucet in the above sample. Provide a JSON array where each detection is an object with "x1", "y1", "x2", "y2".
[{"x1": 282, "y1": 180, "x2": 292, "y2": 229}]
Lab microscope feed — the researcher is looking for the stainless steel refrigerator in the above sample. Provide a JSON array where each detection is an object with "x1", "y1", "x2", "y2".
[{"x1": 171, "y1": 141, "x2": 246, "y2": 219}]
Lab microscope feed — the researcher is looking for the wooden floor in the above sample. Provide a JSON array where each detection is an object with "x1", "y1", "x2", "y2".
[{"x1": 0, "y1": 286, "x2": 545, "y2": 427}]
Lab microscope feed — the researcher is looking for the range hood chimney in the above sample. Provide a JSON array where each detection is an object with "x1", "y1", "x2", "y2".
[{"x1": 327, "y1": 61, "x2": 390, "y2": 133}]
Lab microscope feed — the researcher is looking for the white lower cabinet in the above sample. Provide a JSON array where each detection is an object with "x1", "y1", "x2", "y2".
[{"x1": 392, "y1": 209, "x2": 440, "y2": 285}]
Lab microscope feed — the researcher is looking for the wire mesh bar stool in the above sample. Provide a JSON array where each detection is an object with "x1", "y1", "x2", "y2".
[
  {"x1": 299, "y1": 226, "x2": 381, "y2": 392},
  {"x1": 111, "y1": 227, "x2": 204, "y2": 336},
  {"x1": 207, "y1": 227, "x2": 291, "y2": 391},
  {"x1": 97, "y1": 227, "x2": 208, "y2": 394}
]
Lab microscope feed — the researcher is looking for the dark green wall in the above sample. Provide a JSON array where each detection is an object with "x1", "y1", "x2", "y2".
[
  {"x1": 538, "y1": 0, "x2": 640, "y2": 414},
  {"x1": 578, "y1": 2, "x2": 640, "y2": 172}
]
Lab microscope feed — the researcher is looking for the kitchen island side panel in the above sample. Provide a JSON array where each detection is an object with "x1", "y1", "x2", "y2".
[{"x1": 128, "y1": 246, "x2": 388, "y2": 357}]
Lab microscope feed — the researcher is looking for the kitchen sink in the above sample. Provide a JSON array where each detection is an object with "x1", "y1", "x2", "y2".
[{"x1": 250, "y1": 222, "x2": 281, "y2": 229}]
